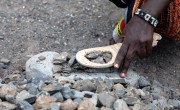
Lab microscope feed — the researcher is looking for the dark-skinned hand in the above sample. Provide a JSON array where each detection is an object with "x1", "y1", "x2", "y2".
[{"x1": 113, "y1": 15, "x2": 154, "y2": 78}]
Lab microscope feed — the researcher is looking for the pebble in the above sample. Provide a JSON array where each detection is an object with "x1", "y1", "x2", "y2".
[
  {"x1": 78, "y1": 99, "x2": 96, "y2": 110},
  {"x1": 138, "y1": 76, "x2": 151, "y2": 88},
  {"x1": 68, "y1": 55, "x2": 76, "y2": 67},
  {"x1": 34, "y1": 95, "x2": 56, "y2": 109},
  {"x1": 123, "y1": 97, "x2": 139, "y2": 106},
  {"x1": 101, "y1": 107, "x2": 113, "y2": 110},
  {"x1": 28, "y1": 86, "x2": 39, "y2": 95},
  {"x1": 52, "y1": 92, "x2": 64, "y2": 102},
  {"x1": 73, "y1": 79, "x2": 96, "y2": 92},
  {"x1": 38, "y1": 55, "x2": 46, "y2": 61},
  {"x1": 0, "y1": 84, "x2": 17, "y2": 98},
  {"x1": 60, "y1": 99, "x2": 78, "y2": 110},
  {"x1": 62, "y1": 87, "x2": 73, "y2": 99},
  {"x1": 52, "y1": 65, "x2": 62, "y2": 73},
  {"x1": 113, "y1": 83, "x2": 124, "y2": 91},
  {"x1": 0, "y1": 63, "x2": 6, "y2": 69},
  {"x1": 71, "y1": 90, "x2": 84, "y2": 99},
  {"x1": 17, "y1": 100, "x2": 34, "y2": 110},
  {"x1": 74, "y1": 98, "x2": 83, "y2": 104},
  {"x1": 113, "y1": 99, "x2": 130, "y2": 110},
  {"x1": 16, "y1": 90, "x2": 34, "y2": 101},
  {"x1": 26, "y1": 51, "x2": 60, "y2": 79},
  {"x1": 0, "y1": 101, "x2": 17, "y2": 110},
  {"x1": 86, "y1": 52, "x2": 102, "y2": 59},
  {"x1": 53, "y1": 52, "x2": 69, "y2": 64},
  {"x1": 0, "y1": 58, "x2": 10, "y2": 65},
  {"x1": 98, "y1": 92, "x2": 116, "y2": 108},
  {"x1": 104, "y1": 79, "x2": 114, "y2": 90},
  {"x1": 91, "y1": 56, "x2": 105, "y2": 64},
  {"x1": 50, "y1": 103, "x2": 61, "y2": 110}
]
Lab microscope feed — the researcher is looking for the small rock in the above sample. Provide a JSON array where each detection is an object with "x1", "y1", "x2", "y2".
[
  {"x1": 60, "y1": 99, "x2": 78, "y2": 110},
  {"x1": 52, "y1": 92, "x2": 64, "y2": 102},
  {"x1": 148, "y1": 65, "x2": 157, "y2": 73},
  {"x1": 25, "y1": 96, "x2": 37, "y2": 104},
  {"x1": 26, "y1": 51, "x2": 60, "y2": 79},
  {"x1": 0, "y1": 101, "x2": 17, "y2": 110},
  {"x1": 34, "y1": 95, "x2": 56, "y2": 109},
  {"x1": 50, "y1": 103, "x2": 61, "y2": 110},
  {"x1": 113, "y1": 84, "x2": 124, "y2": 91},
  {"x1": 3, "y1": 74, "x2": 21, "y2": 83},
  {"x1": 73, "y1": 79, "x2": 96, "y2": 92},
  {"x1": 125, "y1": 70, "x2": 140, "y2": 87},
  {"x1": 114, "y1": 89, "x2": 126, "y2": 98},
  {"x1": 28, "y1": 86, "x2": 39, "y2": 95},
  {"x1": 91, "y1": 56, "x2": 105, "y2": 64},
  {"x1": 38, "y1": 55, "x2": 46, "y2": 61},
  {"x1": 41, "y1": 83, "x2": 62, "y2": 93},
  {"x1": 132, "y1": 103, "x2": 144, "y2": 110},
  {"x1": 74, "y1": 98, "x2": 83, "y2": 104},
  {"x1": 98, "y1": 92, "x2": 116, "y2": 108},
  {"x1": 83, "y1": 91, "x2": 98, "y2": 106},
  {"x1": 123, "y1": 97, "x2": 139, "y2": 106},
  {"x1": 104, "y1": 79, "x2": 114, "y2": 90},
  {"x1": 52, "y1": 65, "x2": 62, "y2": 73},
  {"x1": 0, "y1": 84, "x2": 17, "y2": 98},
  {"x1": 0, "y1": 58, "x2": 10, "y2": 65},
  {"x1": 138, "y1": 76, "x2": 150, "y2": 88},
  {"x1": 17, "y1": 100, "x2": 34, "y2": 110},
  {"x1": 16, "y1": 90, "x2": 34, "y2": 101},
  {"x1": 68, "y1": 55, "x2": 76, "y2": 67},
  {"x1": 112, "y1": 78, "x2": 127, "y2": 85},
  {"x1": 86, "y1": 52, "x2": 102, "y2": 59},
  {"x1": 168, "y1": 99, "x2": 180, "y2": 108},
  {"x1": 53, "y1": 52, "x2": 69, "y2": 64},
  {"x1": 113, "y1": 99, "x2": 130, "y2": 110},
  {"x1": 78, "y1": 99, "x2": 96, "y2": 110},
  {"x1": 71, "y1": 90, "x2": 84, "y2": 99},
  {"x1": 0, "y1": 63, "x2": 6, "y2": 69},
  {"x1": 62, "y1": 87, "x2": 73, "y2": 99}
]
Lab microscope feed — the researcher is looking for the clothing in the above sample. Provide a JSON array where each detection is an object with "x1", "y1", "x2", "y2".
[{"x1": 110, "y1": 0, "x2": 180, "y2": 40}]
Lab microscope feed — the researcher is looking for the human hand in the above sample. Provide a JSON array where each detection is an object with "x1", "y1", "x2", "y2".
[{"x1": 114, "y1": 16, "x2": 154, "y2": 78}]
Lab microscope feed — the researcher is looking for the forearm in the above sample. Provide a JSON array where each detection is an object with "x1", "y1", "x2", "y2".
[{"x1": 141, "y1": 0, "x2": 170, "y2": 18}]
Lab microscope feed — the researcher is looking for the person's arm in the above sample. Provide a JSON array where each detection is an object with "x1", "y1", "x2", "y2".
[{"x1": 114, "y1": 0, "x2": 170, "y2": 78}]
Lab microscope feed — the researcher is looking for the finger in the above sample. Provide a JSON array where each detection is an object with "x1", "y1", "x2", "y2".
[
  {"x1": 136, "y1": 44, "x2": 147, "y2": 59},
  {"x1": 121, "y1": 47, "x2": 135, "y2": 78},
  {"x1": 146, "y1": 42, "x2": 153, "y2": 55},
  {"x1": 114, "y1": 42, "x2": 129, "y2": 69}
]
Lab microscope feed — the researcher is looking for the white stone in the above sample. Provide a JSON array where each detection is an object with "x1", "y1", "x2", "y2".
[
  {"x1": 113, "y1": 99, "x2": 130, "y2": 110},
  {"x1": 25, "y1": 51, "x2": 60, "y2": 79}
]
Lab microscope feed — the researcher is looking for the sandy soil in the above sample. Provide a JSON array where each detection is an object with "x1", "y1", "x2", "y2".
[{"x1": 0, "y1": 0, "x2": 179, "y2": 90}]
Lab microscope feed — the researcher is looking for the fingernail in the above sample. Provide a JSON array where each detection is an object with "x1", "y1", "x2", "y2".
[
  {"x1": 120, "y1": 72, "x2": 126, "y2": 78},
  {"x1": 114, "y1": 64, "x2": 119, "y2": 68}
]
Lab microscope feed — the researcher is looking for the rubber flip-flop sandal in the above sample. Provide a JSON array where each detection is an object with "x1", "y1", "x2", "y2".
[{"x1": 76, "y1": 33, "x2": 162, "y2": 68}]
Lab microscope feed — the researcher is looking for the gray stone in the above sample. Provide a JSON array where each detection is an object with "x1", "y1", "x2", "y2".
[
  {"x1": 78, "y1": 99, "x2": 96, "y2": 110},
  {"x1": 168, "y1": 99, "x2": 180, "y2": 108},
  {"x1": 123, "y1": 97, "x2": 139, "y2": 106},
  {"x1": 38, "y1": 55, "x2": 46, "y2": 61},
  {"x1": 26, "y1": 51, "x2": 60, "y2": 79},
  {"x1": 91, "y1": 56, "x2": 105, "y2": 64},
  {"x1": 104, "y1": 79, "x2": 114, "y2": 91},
  {"x1": 0, "y1": 84, "x2": 17, "y2": 98},
  {"x1": 68, "y1": 55, "x2": 76, "y2": 67},
  {"x1": 17, "y1": 100, "x2": 34, "y2": 110},
  {"x1": 52, "y1": 65, "x2": 62, "y2": 73},
  {"x1": 53, "y1": 52, "x2": 69, "y2": 64},
  {"x1": 0, "y1": 63, "x2": 6, "y2": 69},
  {"x1": 0, "y1": 58, "x2": 10, "y2": 65},
  {"x1": 28, "y1": 86, "x2": 39, "y2": 95},
  {"x1": 83, "y1": 91, "x2": 98, "y2": 106},
  {"x1": 62, "y1": 87, "x2": 73, "y2": 99},
  {"x1": 73, "y1": 79, "x2": 96, "y2": 92},
  {"x1": 50, "y1": 103, "x2": 61, "y2": 110},
  {"x1": 71, "y1": 90, "x2": 84, "y2": 99},
  {"x1": 112, "y1": 78, "x2": 127, "y2": 85},
  {"x1": 16, "y1": 90, "x2": 34, "y2": 101},
  {"x1": 0, "y1": 36, "x2": 4, "y2": 40},
  {"x1": 103, "y1": 53, "x2": 112, "y2": 63},
  {"x1": 74, "y1": 98, "x2": 83, "y2": 104},
  {"x1": 125, "y1": 70, "x2": 140, "y2": 87},
  {"x1": 115, "y1": 89, "x2": 126, "y2": 98},
  {"x1": 138, "y1": 76, "x2": 150, "y2": 88},
  {"x1": 52, "y1": 92, "x2": 64, "y2": 102},
  {"x1": 98, "y1": 92, "x2": 116, "y2": 108},
  {"x1": 86, "y1": 52, "x2": 102, "y2": 59},
  {"x1": 113, "y1": 99, "x2": 130, "y2": 110}
]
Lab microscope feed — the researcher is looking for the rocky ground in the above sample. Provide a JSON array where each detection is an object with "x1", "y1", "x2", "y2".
[{"x1": 0, "y1": 0, "x2": 180, "y2": 110}]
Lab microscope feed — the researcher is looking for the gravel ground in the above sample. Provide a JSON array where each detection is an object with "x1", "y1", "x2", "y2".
[{"x1": 0, "y1": 0, "x2": 179, "y2": 90}]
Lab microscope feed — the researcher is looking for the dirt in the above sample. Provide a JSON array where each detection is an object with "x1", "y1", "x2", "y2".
[{"x1": 0, "y1": 0, "x2": 179, "y2": 90}]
